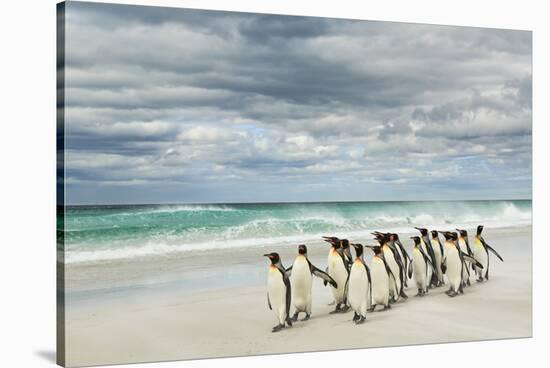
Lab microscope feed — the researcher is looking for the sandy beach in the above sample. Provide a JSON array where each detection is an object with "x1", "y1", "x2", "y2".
[{"x1": 62, "y1": 226, "x2": 531, "y2": 367}]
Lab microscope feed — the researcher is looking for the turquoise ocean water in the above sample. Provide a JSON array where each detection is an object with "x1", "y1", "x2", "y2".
[{"x1": 61, "y1": 200, "x2": 531, "y2": 265}]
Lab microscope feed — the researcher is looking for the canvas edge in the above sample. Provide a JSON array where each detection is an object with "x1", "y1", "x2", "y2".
[{"x1": 56, "y1": 1, "x2": 67, "y2": 367}]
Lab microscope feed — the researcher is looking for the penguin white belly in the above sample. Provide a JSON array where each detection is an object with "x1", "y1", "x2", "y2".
[
  {"x1": 328, "y1": 251, "x2": 348, "y2": 304},
  {"x1": 348, "y1": 261, "x2": 369, "y2": 317},
  {"x1": 370, "y1": 257, "x2": 389, "y2": 306},
  {"x1": 445, "y1": 246, "x2": 462, "y2": 292},
  {"x1": 431, "y1": 240, "x2": 443, "y2": 282},
  {"x1": 412, "y1": 248, "x2": 427, "y2": 291},
  {"x1": 472, "y1": 240, "x2": 488, "y2": 279},
  {"x1": 383, "y1": 246, "x2": 400, "y2": 296},
  {"x1": 291, "y1": 256, "x2": 312, "y2": 313},
  {"x1": 421, "y1": 240, "x2": 433, "y2": 282},
  {"x1": 267, "y1": 266, "x2": 287, "y2": 325}
]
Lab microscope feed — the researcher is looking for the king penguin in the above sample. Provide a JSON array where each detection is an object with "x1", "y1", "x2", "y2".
[
  {"x1": 374, "y1": 232, "x2": 405, "y2": 303},
  {"x1": 366, "y1": 244, "x2": 394, "y2": 311},
  {"x1": 264, "y1": 252, "x2": 293, "y2": 332},
  {"x1": 285, "y1": 244, "x2": 337, "y2": 321},
  {"x1": 440, "y1": 232, "x2": 484, "y2": 297},
  {"x1": 410, "y1": 236, "x2": 435, "y2": 296},
  {"x1": 430, "y1": 230, "x2": 445, "y2": 286},
  {"x1": 415, "y1": 227, "x2": 438, "y2": 288},
  {"x1": 472, "y1": 225, "x2": 504, "y2": 281},
  {"x1": 392, "y1": 233, "x2": 412, "y2": 288},
  {"x1": 347, "y1": 243, "x2": 372, "y2": 324},
  {"x1": 322, "y1": 237, "x2": 351, "y2": 313}
]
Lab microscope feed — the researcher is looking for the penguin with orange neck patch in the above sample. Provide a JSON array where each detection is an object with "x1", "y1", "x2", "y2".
[
  {"x1": 285, "y1": 244, "x2": 337, "y2": 321},
  {"x1": 264, "y1": 252, "x2": 293, "y2": 332},
  {"x1": 366, "y1": 244, "x2": 394, "y2": 311},
  {"x1": 323, "y1": 237, "x2": 351, "y2": 313},
  {"x1": 472, "y1": 225, "x2": 504, "y2": 281},
  {"x1": 410, "y1": 236, "x2": 435, "y2": 296},
  {"x1": 372, "y1": 232, "x2": 405, "y2": 303},
  {"x1": 346, "y1": 243, "x2": 372, "y2": 324},
  {"x1": 439, "y1": 231, "x2": 484, "y2": 297}
]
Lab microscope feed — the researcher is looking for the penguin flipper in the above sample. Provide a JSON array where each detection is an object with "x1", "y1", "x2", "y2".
[
  {"x1": 382, "y1": 259, "x2": 397, "y2": 292},
  {"x1": 344, "y1": 247, "x2": 353, "y2": 265},
  {"x1": 418, "y1": 247, "x2": 436, "y2": 272},
  {"x1": 285, "y1": 266, "x2": 293, "y2": 277},
  {"x1": 482, "y1": 238, "x2": 504, "y2": 262},
  {"x1": 310, "y1": 262, "x2": 338, "y2": 288},
  {"x1": 267, "y1": 293, "x2": 272, "y2": 310},
  {"x1": 465, "y1": 237, "x2": 473, "y2": 256},
  {"x1": 284, "y1": 275, "x2": 292, "y2": 324},
  {"x1": 397, "y1": 240, "x2": 412, "y2": 262},
  {"x1": 441, "y1": 255, "x2": 447, "y2": 274},
  {"x1": 461, "y1": 252, "x2": 484, "y2": 269}
]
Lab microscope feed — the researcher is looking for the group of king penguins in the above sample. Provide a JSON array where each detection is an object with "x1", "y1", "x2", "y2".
[{"x1": 264, "y1": 224, "x2": 504, "y2": 332}]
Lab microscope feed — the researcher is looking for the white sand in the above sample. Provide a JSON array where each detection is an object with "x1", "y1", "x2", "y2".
[{"x1": 64, "y1": 228, "x2": 531, "y2": 367}]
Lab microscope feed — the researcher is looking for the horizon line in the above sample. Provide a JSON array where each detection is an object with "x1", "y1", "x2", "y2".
[{"x1": 62, "y1": 197, "x2": 533, "y2": 207}]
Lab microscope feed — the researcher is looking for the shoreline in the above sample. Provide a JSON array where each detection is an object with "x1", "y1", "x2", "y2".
[
  {"x1": 65, "y1": 225, "x2": 531, "y2": 300},
  {"x1": 65, "y1": 227, "x2": 532, "y2": 367}
]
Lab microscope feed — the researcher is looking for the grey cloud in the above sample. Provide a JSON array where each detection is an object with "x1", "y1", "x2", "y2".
[{"x1": 62, "y1": 2, "x2": 532, "y2": 204}]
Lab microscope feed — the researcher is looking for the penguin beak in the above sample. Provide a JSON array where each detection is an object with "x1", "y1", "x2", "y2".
[{"x1": 263, "y1": 254, "x2": 271, "y2": 258}]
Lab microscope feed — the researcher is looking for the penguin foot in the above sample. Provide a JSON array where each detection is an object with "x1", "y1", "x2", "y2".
[
  {"x1": 340, "y1": 305, "x2": 350, "y2": 313},
  {"x1": 329, "y1": 304, "x2": 341, "y2": 314},
  {"x1": 353, "y1": 312, "x2": 360, "y2": 322},
  {"x1": 383, "y1": 305, "x2": 391, "y2": 311},
  {"x1": 291, "y1": 312, "x2": 299, "y2": 322},
  {"x1": 400, "y1": 290, "x2": 408, "y2": 300},
  {"x1": 286, "y1": 318, "x2": 293, "y2": 327},
  {"x1": 272, "y1": 324, "x2": 285, "y2": 333},
  {"x1": 354, "y1": 316, "x2": 366, "y2": 325},
  {"x1": 301, "y1": 314, "x2": 310, "y2": 321},
  {"x1": 448, "y1": 291, "x2": 458, "y2": 298},
  {"x1": 445, "y1": 289, "x2": 453, "y2": 295},
  {"x1": 367, "y1": 306, "x2": 375, "y2": 313}
]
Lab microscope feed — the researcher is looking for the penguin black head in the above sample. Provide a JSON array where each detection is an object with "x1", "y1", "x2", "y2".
[
  {"x1": 367, "y1": 245, "x2": 383, "y2": 256},
  {"x1": 456, "y1": 229, "x2": 468, "y2": 237},
  {"x1": 372, "y1": 232, "x2": 383, "y2": 240},
  {"x1": 373, "y1": 235, "x2": 385, "y2": 246},
  {"x1": 410, "y1": 236, "x2": 421, "y2": 246},
  {"x1": 431, "y1": 230, "x2": 438, "y2": 238},
  {"x1": 415, "y1": 227, "x2": 428, "y2": 236},
  {"x1": 341, "y1": 239, "x2": 350, "y2": 249},
  {"x1": 391, "y1": 233, "x2": 400, "y2": 241},
  {"x1": 322, "y1": 236, "x2": 340, "y2": 247},
  {"x1": 439, "y1": 231, "x2": 456, "y2": 241},
  {"x1": 476, "y1": 225, "x2": 484, "y2": 236},
  {"x1": 351, "y1": 243, "x2": 363, "y2": 258},
  {"x1": 263, "y1": 252, "x2": 280, "y2": 265},
  {"x1": 298, "y1": 244, "x2": 307, "y2": 255}
]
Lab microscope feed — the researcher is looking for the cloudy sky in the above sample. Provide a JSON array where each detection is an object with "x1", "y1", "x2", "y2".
[{"x1": 62, "y1": 2, "x2": 532, "y2": 205}]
